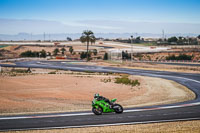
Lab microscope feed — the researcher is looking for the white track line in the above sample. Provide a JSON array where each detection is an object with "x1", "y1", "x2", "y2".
[{"x1": 0, "y1": 113, "x2": 93, "y2": 120}]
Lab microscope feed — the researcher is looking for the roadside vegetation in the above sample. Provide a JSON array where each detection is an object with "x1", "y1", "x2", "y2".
[
  {"x1": 60, "y1": 47, "x2": 66, "y2": 55},
  {"x1": 0, "y1": 45, "x2": 10, "y2": 48},
  {"x1": 103, "y1": 52, "x2": 108, "y2": 60},
  {"x1": 69, "y1": 46, "x2": 74, "y2": 54},
  {"x1": 166, "y1": 54, "x2": 193, "y2": 60},
  {"x1": 48, "y1": 71, "x2": 57, "y2": 74},
  {"x1": 53, "y1": 48, "x2": 59, "y2": 56},
  {"x1": 101, "y1": 75, "x2": 140, "y2": 87},
  {"x1": 114, "y1": 34, "x2": 200, "y2": 46},
  {"x1": 115, "y1": 75, "x2": 140, "y2": 87},
  {"x1": 80, "y1": 51, "x2": 91, "y2": 60},
  {"x1": 20, "y1": 50, "x2": 47, "y2": 58},
  {"x1": 0, "y1": 68, "x2": 31, "y2": 76}
]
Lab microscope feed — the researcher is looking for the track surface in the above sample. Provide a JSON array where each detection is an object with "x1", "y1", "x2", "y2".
[{"x1": 0, "y1": 60, "x2": 200, "y2": 131}]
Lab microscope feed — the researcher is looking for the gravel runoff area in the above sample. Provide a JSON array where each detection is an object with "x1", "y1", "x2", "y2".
[{"x1": 0, "y1": 68, "x2": 195, "y2": 115}]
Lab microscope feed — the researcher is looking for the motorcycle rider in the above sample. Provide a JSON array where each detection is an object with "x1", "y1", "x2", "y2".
[{"x1": 94, "y1": 93, "x2": 113, "y2": 108}]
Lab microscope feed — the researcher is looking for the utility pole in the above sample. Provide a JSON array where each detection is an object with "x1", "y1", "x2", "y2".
[
  {"x1": 131, "y1": 35, "x2": 133, "y2": 63},
  {"x1": 30, "y1": 33, "x2": 32, "y2": 41},
  {"x1": 49, "y1": 34, "x2": 51, "y2": 42},
  {"x1": 43, "y1": 32, "x2": 46, "y2": 41},
  {"x1": 162, "y1": 29, "x2": 165, "y2": 41}
]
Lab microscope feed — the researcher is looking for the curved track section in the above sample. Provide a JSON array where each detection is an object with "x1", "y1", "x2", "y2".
[{"x1": 0, "y1": 60, "x2": 200, "y2": 131}]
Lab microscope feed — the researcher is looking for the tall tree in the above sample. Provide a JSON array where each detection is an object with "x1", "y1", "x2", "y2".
[
  {"x1": 80, "y1": 30, "x2": 96, "y2": 61},
  {"x1": 90, "y1": 36, "x2": 96, "y2": 45}
]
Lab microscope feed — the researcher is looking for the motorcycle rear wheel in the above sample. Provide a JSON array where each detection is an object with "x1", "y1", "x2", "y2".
[{"x1": 92, "y1": 107, "x2": 103, "y2": 115}]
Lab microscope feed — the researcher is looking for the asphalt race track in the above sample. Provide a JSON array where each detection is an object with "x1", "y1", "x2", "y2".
[{"x1": 0, "y1": 60, "x2": 200, "y2": 131}]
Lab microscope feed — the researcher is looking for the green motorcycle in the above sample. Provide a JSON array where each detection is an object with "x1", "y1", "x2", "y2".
[{"x1": 92, "y1": 98, "x2": 123, "y2": 115}]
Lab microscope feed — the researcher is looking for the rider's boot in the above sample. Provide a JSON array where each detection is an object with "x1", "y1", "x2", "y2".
[{"x1": 109, "y1": 103, "x2": 113, "y2": 108}]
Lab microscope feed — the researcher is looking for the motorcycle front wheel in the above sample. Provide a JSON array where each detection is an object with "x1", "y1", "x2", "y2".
[
  {"x1": 92, "y1": 107, "x2": 103, "y2": 115},
  {"x1": 113, "y1": 104, "x2": 123, "y2": 114}
]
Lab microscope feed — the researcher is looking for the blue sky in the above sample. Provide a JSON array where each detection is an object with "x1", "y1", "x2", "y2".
[{"x1": 0, "y1": 0, "x2": 200, "y2": 34}]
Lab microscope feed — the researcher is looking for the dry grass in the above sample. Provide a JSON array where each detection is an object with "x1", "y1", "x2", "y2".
[{"x1": 7, "y1": 120, "x2": 200, "y2": 133}]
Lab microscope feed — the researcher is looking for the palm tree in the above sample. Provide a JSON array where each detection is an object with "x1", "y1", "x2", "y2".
[
  {"x1": 53, "y1": 48, "x2": 59, "y2": 56},
  {"x1": 90, "y1": 36, "x2": 96, "y2": 45},
  {"x1": 61, "y1": 47, "x2": 66, "y2": 55},
  {"x1": 80, "y1": 30, "x2": 96, "y2": 61}
]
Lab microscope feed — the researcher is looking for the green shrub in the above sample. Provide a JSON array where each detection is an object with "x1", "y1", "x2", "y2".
[
  {"x1": 48, "y1": 71, "x2": 56, "y2": 74},
  {"x1": 84, "y1": 71, "x2": 94, "y2": 73},
  {"x1": 104, "y1": 52, "x2": 108, "y2": 60},
  {"x1": 166, "y1": 54, "x2": 192, "y2": 60},
  {"x1": 11, "y1": 69, "x2": 29, "y2": 73},
  {"x1": 115, "y1": 76, "x2": 140, "y2": 87},
  {"x1": 20, "y1": 50, "x2": 47, "y2": 58},
  {"x1": 93, "y1": 49, "x2": 98, "y2": 55},
  {"x1": 69, "y1": 46, "x2": 73, "y2": 54},
  {"x1": 101, "y1": 78, "x2": 111, "y2": 83},
  {"x1": 80, "y1": 52, "x2": 91, "y2": 59}
]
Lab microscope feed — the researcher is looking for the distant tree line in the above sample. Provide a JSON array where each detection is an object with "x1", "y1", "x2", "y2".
[
  {"x1": 115, "y1": 36, "x2": 144, "y2": 44},
  {"x1": 158, "y1": 35, "x2": 200, "y2": 45}
]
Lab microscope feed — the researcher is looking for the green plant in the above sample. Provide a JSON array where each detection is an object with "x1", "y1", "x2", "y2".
[
  {"x1": 48, "y1": 71, "x2": 56, "y2": 74},
  {"x1": 11, "y1": 69, "x2": 29, "y2": 73},
  {"x1": 104, "y1": 52, "x2": 108, "y2": 60},
  {"x1": 166, "y1": 54, "x2": 192, "y2": 60},
  {"x1": 53, "y1": 48, "x2": 59, "y2": 56},
  {"x1": 40, "y1": 49, "x2": 47, "y2": 58},
  {"x1": 115, "y1": 76, "x2": 140, "y2": 87},
  {"x1": 93, "y1": 49, "x2": 98, "y2": 55},
  {"x1": 61, "y1": 47, "x2": 66, "y2": 55},
  {"x1": 20, "y1": 50, "x2": 47, "y2": 58},
  {"x1": 84, "y1": 71, "x2": 94, "y2": 73},
  {"x1": 168, "y1": 36, "x2": 178, "y2": 43},
  {"x1": 80, "y1": 51, "x2": 91, "y2": 59},
  {"x1": 101, "y1": 78, "x2": 112, "y2": 83},
  {"x1": 69, "y1": 46, "x2": 73, "y2": 54}
]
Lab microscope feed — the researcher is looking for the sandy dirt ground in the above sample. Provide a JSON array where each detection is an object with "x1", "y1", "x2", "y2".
[
  {"x1": 0, "y1": 43, "x2": 127, "y2": 57},
  {"x1": 8, "y1": 120, "x2": 200, "y2": 133},
  {"x1": 0, "y1": 69, "x2": 195, "y2": 115}
]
